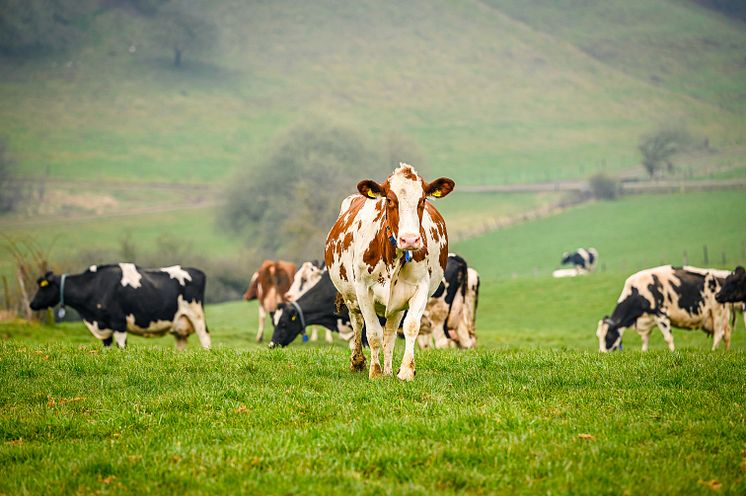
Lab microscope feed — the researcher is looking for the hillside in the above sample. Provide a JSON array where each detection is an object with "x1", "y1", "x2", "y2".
[{"x1": 0, "y1": 0, "x2": 744, "y2": 187}]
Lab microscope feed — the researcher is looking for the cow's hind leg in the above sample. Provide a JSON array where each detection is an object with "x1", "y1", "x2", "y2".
[
  {"x1": 654, "y1": 315, "x2": 675, "y2": 351},
  {"x1": 383, "y1": 311, "x2": 405, "y2": 376},
  {"x1": 325, "y1": 329, "x2": 334, "y2": 343},
  {"x1": 113, "y1": 331, "x2": 127, "y2": 349},
  {"x1": 256, "y1": 306, "x2": 266, "y2": 342},
  {"x1": 348, "y1": 307, "x2": 366, "y2": 372}
]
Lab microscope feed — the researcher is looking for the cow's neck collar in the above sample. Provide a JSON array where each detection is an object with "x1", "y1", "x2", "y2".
[
  {"x1": 289, "y1": 300, "x2": 306, "y2": 334},
  {"x1": 58, "y1": 274, "x2": 68, "y2": 319}
]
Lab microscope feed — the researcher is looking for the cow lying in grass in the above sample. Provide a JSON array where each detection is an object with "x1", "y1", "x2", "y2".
[
  {"x1": 30, "y1": 264, "x2": 211, "y2": 350},
  {"x1": 596, "y1": 265, "x2": 731, "y2": 352}
]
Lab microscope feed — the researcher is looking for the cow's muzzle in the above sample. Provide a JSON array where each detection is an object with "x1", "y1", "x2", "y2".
[{"x1": 398, "y1": 233, "x2": 422, "y2": 251}]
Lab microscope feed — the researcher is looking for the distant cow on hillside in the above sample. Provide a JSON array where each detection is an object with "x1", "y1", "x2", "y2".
[
  {"x1": 29, "y1": 264, "x2": 211, "y2": 350},
  {"x1": 561, "y1": 248, "x2": 598, "y2": 272},
  {"x1": 596, "y1": 265, "x2": 731, "y2": 352},
  {"x1": 244, "y1": 260, "x2": 296, "y2": 342}
]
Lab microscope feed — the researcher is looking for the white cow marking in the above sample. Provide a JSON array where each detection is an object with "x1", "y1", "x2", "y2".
[
  {"x1": 114, "y1": 332, "x2": 127, "y2": 348},
  {"x1": 89, "y1": 265, "x2": 97, "y2": 272},
  {"x1": 160, "y1": 265, "x2": 192, "y2": 286},
  {"x1": 119, "y1": 263, "x2": 143, "y2": 288},
  {"x1": 83, "y1": 320, "x2": 113, "y2": 340}
]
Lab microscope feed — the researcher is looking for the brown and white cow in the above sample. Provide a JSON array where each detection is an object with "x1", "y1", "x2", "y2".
[
  {"x1": 324, "y1": 163, "x2": 454, "y2": 381},
  {"x1": 596, "y1": 265, "x2": 732, "y2": 352},
  {"x1": 244, "y1": 260, "x2": 296, "y2": 342}
]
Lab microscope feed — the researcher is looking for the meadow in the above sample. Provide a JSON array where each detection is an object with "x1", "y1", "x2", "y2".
[{"x1": 2, "y1": 189, "x2": 746, "y2": 494}]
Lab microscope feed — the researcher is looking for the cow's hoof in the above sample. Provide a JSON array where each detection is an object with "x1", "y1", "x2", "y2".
[
  {"x1": 369, "y1": 362, "x2": 382, "y2": 379},
  {"x1": 383, "y1": 366, "x2": 393, "y2": 376},
  {"x1": 350, "y1": 355, "x2": 366, "y2": 372},
  {"x1": 396, "y1": 367, "x2": 416, "y2": 382}
]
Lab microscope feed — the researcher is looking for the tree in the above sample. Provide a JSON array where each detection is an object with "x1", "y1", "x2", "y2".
[
  {"x1": 0, "y1": 0, "x2": 97, "y2": 56},
  {"x1": 588, "y1": 173, "x2": 620, "y2": 200},
  {"x1": 220, "y1": 120, "x2": 395, "y2": 261},
  {"x1": 153, "y1": 1, "x2": 216, "y2": 68},
  {"x1": 638, "y1": 127, "x2": 693, "y2": 178}
]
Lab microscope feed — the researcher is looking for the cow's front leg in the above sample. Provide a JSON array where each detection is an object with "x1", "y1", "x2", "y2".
[
  {"x1": 348, "y1": 307, "x2": 366, "y2": 372},
  {"x1": 383, "y1": 311, "x2": 405, "y2": 376},
  {"x1": 654, "y1": 315, "x2": 675, "y2": 351},
  {"x1": 397, "y1": 285, "x2": 430, "y2": 381},
  {"x1": 355, "y1": 288, "x2": 384, "y2": 379},
  {"x1": 256, "y1": 306, "x2": 266, "y2": 342},
  {"x1": 113, "y1": 331, "x2": 127, "y2": 349},
  {"x1": 325, "y1": 329, "x2": 334, "y2": 343}
]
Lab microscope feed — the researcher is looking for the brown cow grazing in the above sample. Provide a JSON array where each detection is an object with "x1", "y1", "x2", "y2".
[{"x1": 244, "y1": 260, "x2": 296, "y2": 342}]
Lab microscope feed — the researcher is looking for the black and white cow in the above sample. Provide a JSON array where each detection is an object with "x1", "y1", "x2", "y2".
[
  {"x1": 561, "y1": 248, "x2": 598, "y2": 272},
  {"x1": 284, "y1": 260, "x2": 331, "y2": 343},
  {"x1": 418, "y1": 254, "x2": 478, "y2": 349},
  {"x1": 268, "y1": 270, "x2": 355, "y2": 348},
  {"x1": 596, "y1": 265, "x2": 731, "y2": 352},
  {"x1": 29, "y1": 263, "x2": 211, "y2": 350}
]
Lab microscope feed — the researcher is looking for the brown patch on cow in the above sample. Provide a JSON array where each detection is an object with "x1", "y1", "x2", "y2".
[
  {"x1": 430, "y1": 226, "x2": 440, "y2": 243},
  {"x1": 339, "y1": 264, "x2": 348, "y2": 281},
  {"x1": 325, "y1": 196, "x2": 366, "y2": 268},
  {"x1": 363, "y1": 226, "x2": 397, "y2": 273},
  {"x1": 400, "y1": 165, "x2": 419, "y2": 181},
  {"x1": 425, "y1": 203, "x2": 449, "y2": 270}
]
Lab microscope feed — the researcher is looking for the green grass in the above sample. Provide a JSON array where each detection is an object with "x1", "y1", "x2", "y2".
[
  {"x1": 454, "y1": 190, "x2": 746, "y2": 279},
  {"x1": 1, "y1": 0, "x2": 744, "y2": 186}
]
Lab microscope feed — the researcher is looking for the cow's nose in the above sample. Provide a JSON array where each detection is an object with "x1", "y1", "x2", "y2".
[{"x1": 398, "y1": 234, "x2": 421, "y2": 250}]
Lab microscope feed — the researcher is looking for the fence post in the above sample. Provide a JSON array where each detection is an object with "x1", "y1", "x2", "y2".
[
  {"x1": 17, "y1": 269, "x2": 32, "y2": 321},
  {"x1": 2, "y1": 276, "x2": 9, "y2": 312},
  {"x1": 683, "y1": 250, "x2": 688, "y2": 266},
  {"x1": 703, "y1": 245, "x2": 709, "y2": 265},
  {"x1": 721, "y1": 251, "x2": 727, "y2": 266}
]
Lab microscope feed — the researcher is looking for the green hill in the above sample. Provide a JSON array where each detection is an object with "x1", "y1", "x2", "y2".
[{"x1": 1, "y1": 0, "x2": 744, "y2": 186}]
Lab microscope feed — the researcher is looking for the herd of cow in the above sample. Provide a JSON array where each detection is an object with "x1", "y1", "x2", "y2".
[{"x1": 27, "y1": 164, "x2": 746, "y2": 381}]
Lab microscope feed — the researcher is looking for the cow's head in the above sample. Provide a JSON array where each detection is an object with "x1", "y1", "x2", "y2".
[
  {"x1": 357, "y1": 164, "x2": 454, "y2": 251},
  {"x1": 268, "y1": 303, "x2": 304, "y2": 348},
  {"x1": 596, "y1": 316, "x2": 623, "y2": 352},
  {"x1": 30, "y1": 272, "x2": 61, "y2": 311},
  {"x1": 716, "y1": 266, "x2": 746, "y2": 304}
]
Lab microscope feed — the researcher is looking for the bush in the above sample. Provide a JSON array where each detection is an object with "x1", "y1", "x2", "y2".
[
  {"x1": 220, "y1": 118, "x2": 424, "y2": 262},
  {"x1": 588, "y1": 173, "x2": 620, "y2": 200}
]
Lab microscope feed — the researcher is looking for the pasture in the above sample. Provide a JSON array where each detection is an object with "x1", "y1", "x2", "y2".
[{"x1": 3, "y1": 188, "x2": 746, "y2": 494}]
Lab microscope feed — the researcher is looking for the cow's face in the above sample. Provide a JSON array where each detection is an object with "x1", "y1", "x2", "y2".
[
  {"x1": 357, "y1": 164, "x2": 454, "y2": 251},
  {"x1": 268, "y1": 303, "x2": 304, "y2": 348},
  {"x1": 596, "y1": 316, "x2": 623, "y2": 352},
  {"x1": 716, "y1": 266, "x2": 746, "y2": 303},
  {"x1": 29, "y1": 272, "x2": 61, "y2": 311}
]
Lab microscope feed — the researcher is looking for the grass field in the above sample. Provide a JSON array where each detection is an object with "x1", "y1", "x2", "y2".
[{"x1": 3, "y1": 187, "x2": 746, "y2": 494}]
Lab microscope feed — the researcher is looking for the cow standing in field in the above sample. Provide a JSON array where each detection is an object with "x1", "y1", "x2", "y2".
[
  {"x1": 596, "y1": 265, "x2": 731, "y2": 352},
  {"x1": 562, "y1": 248, "x2": 598, "y2": 271},
  {"x1": 29, "y1": 264, "x2": 210, "y2": 350},
  {"x1": 418, "y1": 254, "x2": 479, "y2": 349},
  {"x1": 244, "y1": 260, "x2": 296, "y2": 342},
  {"x1": 284, "y1": 260, "x2": 332, "y2": 343},
  {"x1": 325, "y1": 163, "x2": 454, "y2": 380}
]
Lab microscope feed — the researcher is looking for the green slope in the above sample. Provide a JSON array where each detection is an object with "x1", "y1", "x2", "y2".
[{"x1": 0, "y1": 0, "x2": 743, "y2": 186}]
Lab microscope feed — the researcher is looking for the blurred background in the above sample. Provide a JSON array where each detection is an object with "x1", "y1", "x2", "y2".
[{"x1": 0, "y1": 1, "x2": 744, "y2": 335}]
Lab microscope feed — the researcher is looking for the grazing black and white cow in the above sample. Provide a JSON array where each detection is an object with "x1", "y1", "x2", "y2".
[
  {"x1": 29, "y1": 264, "x2": 211, "y2": 350},
  {"x1": 284, "y1": 260, "x2": 331, "y2": 343},
  {"x1": 268, "y1": 270, "x2": 355, "y2": 348},
  {"x1": 561, "y1": 248, "x2": 598, "y2": 272},
  {"x1": 418, "y1": 254, "x2": 478, "y2": 349},
  {"x1": 596, "y1": 265, "x2": 731, "y2": 352}
]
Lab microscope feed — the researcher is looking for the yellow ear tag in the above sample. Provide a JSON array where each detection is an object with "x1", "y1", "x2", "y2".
[
  {"x1": 367, "y1": 190, "x2": 377, "y2": 199},
  {"x1": 291, "y1": 315, "x2": 297, "y2": 321},
  {"x1": 40, "y1": 280, "x2": 49, "y2": 287},
  {"x1": 432, "y1": 190, "x2": 442, "y2": 198}
]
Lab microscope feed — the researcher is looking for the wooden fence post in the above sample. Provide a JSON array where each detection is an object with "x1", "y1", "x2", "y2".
[{"x1": 703, "y1": 245, "x2": 709, "y2": 265}]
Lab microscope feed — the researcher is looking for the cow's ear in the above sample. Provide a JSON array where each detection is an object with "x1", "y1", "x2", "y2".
[
  {"x1": 735, "y1": 266, "x2": 745, "y2": 275},
  {"x1": 426, "y1": 178, "x2": 455, "y2": 198},
  {"x1": 357, "y1": 180, "x2": 383, "y2": 199}
]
